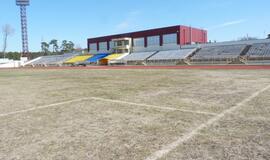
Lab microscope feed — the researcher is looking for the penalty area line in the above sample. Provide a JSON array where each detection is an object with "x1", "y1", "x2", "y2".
[
  {"x1": 0, "y1": 96, "x2": 217, "y2": 118},
  {"x1": 145, "y1": 84, "x2": 270, "y2": 160},
  {"x1": 89, "y1": 97, "x2": 217, "y2": 116},
  {"x1": 0, "y1": 98, "x2": 89, "y2": 118}
]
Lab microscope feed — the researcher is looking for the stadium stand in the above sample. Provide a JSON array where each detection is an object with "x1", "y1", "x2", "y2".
[
  {"x1": 64, "y1": 55, "x2": 93, "y2": 65},
  {"x1": 99, "y1": 54, "x2": 124, "y2": 65},
  {"x1": 30, "y1": 53, "x2": 78, "y2": 67},
  {"x1": 190, "y1": 44, "x2": 248, "y2": 64},
  {"x1": 83, "y1": 53, "x2": 109, "y2": 65},
  {"x1": 147, "y1": 49, "x2": 196, "y2": 65},
  {"x1": 244, "y1": 42, "x2": 270, "y2": 64},
  {"x1": 122, "y1": 51, "x2": 158, "y2": 65},
  {"x1": 24, "y1": 39, "x2": 270, "y2": 67}
]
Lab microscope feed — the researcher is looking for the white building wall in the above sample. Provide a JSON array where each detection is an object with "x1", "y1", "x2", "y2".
[{"x1": 0, "y1": 59, "x2": 22, "y2": 68}]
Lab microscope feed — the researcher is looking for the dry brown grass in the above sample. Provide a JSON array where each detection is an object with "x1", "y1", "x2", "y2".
[{"x1": 0, "y1": 69, "x2": 269, "y2": 160}]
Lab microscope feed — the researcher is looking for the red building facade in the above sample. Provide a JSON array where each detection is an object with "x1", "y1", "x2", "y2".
[{"x1": 88, "y1": 25, "x2": 207, "y2": 53}]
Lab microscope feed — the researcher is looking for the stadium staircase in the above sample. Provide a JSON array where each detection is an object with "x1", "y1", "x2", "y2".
[
  {"x1": 123, "y1": 51, "x2": 159, "y2": 65},
  {"x1": 23, "y1": 57, "x2": 42, "y2": 67},
  {"x1": 146, "y1": 49, "x2": 197, "y2": 66},
  {"x1": 238, "y1": 45, "x2": 252, "y2": 64},
  {"x1": 184, "y1": 47, "x2": 201, "y2": 65}
]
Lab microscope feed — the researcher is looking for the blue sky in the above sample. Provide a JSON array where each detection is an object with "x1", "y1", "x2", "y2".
[{"x1": 0, "y1": 0, "x2": 269, "y2": 52}]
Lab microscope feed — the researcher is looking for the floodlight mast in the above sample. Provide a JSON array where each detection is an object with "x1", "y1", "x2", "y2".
[{"x1": 16, "y1": 0, "x2": 30, "y2": 58}]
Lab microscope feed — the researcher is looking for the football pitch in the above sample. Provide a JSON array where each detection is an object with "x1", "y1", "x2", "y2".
[{"x1": 0, "y1": 68, "x2": 270, "y2": 160}]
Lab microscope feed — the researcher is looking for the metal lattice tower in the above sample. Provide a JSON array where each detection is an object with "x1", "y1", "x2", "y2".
[{"x1": 16, "y1": 0, "x2": 30, "y2": 57}]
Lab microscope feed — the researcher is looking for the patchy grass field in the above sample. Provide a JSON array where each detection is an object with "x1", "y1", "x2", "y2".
[{"x1": 0, "y1": 68, "x2": 269, "y2": 160}]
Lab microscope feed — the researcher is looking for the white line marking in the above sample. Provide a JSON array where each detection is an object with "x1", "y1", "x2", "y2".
[
  {"x1": 89, "y1": 97, "x2": 217, "y2": 116},
  {"x1": 145, "y1": 84, "x2": 270, "y2": 160},
  {"x1": 0, "y1": 96, "x2": 216, "y2": 118},
  {"x1": 0, "y1": 98, "x2": 89, "y2": 118}
]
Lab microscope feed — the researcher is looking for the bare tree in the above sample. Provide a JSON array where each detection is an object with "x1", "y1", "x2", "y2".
[{"x1": 2, "y1": 24, "x2": 15, "y2": 58}]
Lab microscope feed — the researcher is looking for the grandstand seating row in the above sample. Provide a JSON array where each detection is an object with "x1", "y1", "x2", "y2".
[
  {"x1": 28, "y1": 53, "x2": 124, "y2": 66},
  {"x1": 65, "y1": 55, "x2": 93, "y2": 64},
  {"x1": 191, "y1": 44, "x2": 247, "y2": 60},
  {"x1": 27, "y1": 40, "x2": 270, "y2": 67},
  {"x1": 245, "y1": 43, "x2": 270, "y2": 58},
  {"x1": 31, "y1": 53, "x2": 79, "y2": 66}
]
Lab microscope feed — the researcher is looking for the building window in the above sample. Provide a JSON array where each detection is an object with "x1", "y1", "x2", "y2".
[
  {"x1": 163, "y1": 33, "x2": 177, "y2": 44},
  {"x1": 133, "y1": 37, "x2": 144, "y2": 47},
  {"x1": 147, "y1": 35, "x2": 160, "y2": 46},
  {"x1": 115, "y1": 41, "x2": 122, "y2": 47},
  {"x1": 124, "y1": 40, "x2": 129, "y2": 45},
  {"x1": 89, "y1": 43, "x2": 97, "y2": 50},
  {"x1": 99, "y1": 42, "x2": 107, "y2": 51},
  {"x1": 109, "y1": 41, "x2": 114, "y2": 49},
  {"x1": 114, "y1": 40, "x2": 130, "y2": 47}
]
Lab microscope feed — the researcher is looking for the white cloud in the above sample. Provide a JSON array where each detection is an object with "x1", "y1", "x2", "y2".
[{"x1": 208, "y1": 19, "x2": 247, "y2": 30}]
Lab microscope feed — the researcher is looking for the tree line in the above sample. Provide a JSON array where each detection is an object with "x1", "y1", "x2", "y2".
[
  {"x1": 41, "y1": 39, "x2": 75, "y2": 55},
  {"x1": 0, "y1": 39, "x2": 76, "y2": 60},
  {"x1": 0, "y1": 52, "x2": 44, "y2": 60}
]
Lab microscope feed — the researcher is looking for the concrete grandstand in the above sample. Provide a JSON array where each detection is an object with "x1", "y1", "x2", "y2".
[
  {"x1": 25, "y1": 39, "x2": 270, "y2": 67},
  {"x1": 22, "y1": 26, "x2": 270, "y2": 67},
  {"x1": 29, "y1": 52, "x2": 79, "y2": 67}
]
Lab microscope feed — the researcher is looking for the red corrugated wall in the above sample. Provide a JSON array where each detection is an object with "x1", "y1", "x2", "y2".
[{"x1": 179, "y1": 26, "x2": 207, "y2": 45}]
